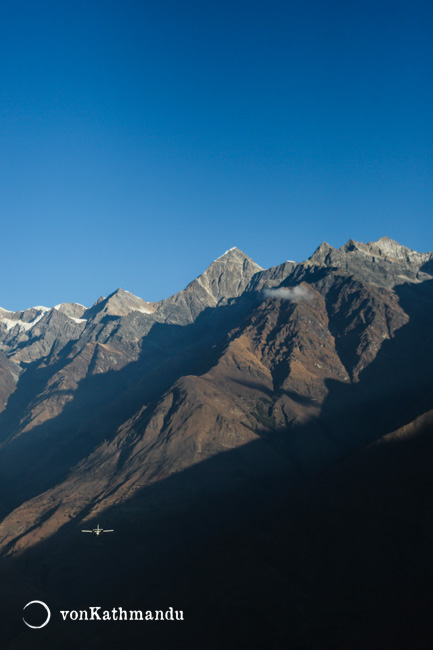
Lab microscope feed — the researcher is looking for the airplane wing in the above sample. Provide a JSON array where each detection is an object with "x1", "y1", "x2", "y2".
[
  {"x1": 81, "y1": 530, "x2": 93, "y2": 533},
  {"x1": 103, "y1": 529, "x2": 114, "y2": 532}
]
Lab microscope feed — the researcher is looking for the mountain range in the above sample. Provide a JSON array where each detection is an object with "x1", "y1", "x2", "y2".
[{"x1": 2, "y1": 236, "x2": 433, "y2": 649}]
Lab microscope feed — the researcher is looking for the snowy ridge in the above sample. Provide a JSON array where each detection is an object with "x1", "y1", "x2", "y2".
[
  {"x1": 54, "y1": 303, "x2": 87, "y2": 310},
  {"x1": 214, "y1": 247, "x2": 238, "y2": 262},
  {"x1": 0, "y1": 310, "x2": 49, "y2": 333}
]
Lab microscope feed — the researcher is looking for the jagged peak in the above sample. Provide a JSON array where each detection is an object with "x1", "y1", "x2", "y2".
[
  {"x1": 54, "y1": 302, "x2": 87, "y2": 310},
  {"x1": 341, "y1": 236, "x2": 405, "y2": 254},
  {"x1": 217, "y1": 246, "x2": 238, "y2": 258},
  {"x1": 54, "y1": 302, "x2": 87, "y2": 320},
  {"x1": 213, "y1": 247, "x2": 258, "y2": 264},
  {"x1": 91, "y1": 296, "x2": 106, "y2": 307},
  {"x1": 0, "y1": 306, "x2": 52, "y2": 333},
  {"x1": 316, "y1": 241, "x2": 334, "y2": 252},
  {"x1": 109, "y1": 287, "x2": 136, "y2": 298},
  {"x1": 340, "y1": 236, "x2": 430, "y2": 261},
  {"x1": 85, "y1": 287, "x2": 156, "y2": 319},
  {"x1": 369, "y1": 236, "x2": 411, "y2": 255},
  {"x1": 109, "y1": 288, "x2": 154, "y2": 308},
  {"x1": 201, "y1": 248, "x2": 262, "y2": 281},
  {"x1": 89, "y1": 289, "x2": 141, "y2": 310},
  {"x1": 165, "y1": 247, "x2": 262, "y2": 310},
  {"x1": 375, "y1": 236, "x2": 399, "y2": 244},
  {"x1": 308, "y1": 241, "x2": 335, "y2": 262}
]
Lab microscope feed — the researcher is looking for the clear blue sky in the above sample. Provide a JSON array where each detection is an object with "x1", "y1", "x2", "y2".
[{"x1": 1, "y1": 0, "x2": 432, "y2": 310}]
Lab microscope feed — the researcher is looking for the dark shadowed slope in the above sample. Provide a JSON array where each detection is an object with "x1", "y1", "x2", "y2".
[{"x1": 2, "y1": 238, "x2": 433, "y2": 649}]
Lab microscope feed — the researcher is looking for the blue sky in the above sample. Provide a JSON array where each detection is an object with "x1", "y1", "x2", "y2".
[{"x1": 1, "y1": 0, "x2": 432, "y2": 310}]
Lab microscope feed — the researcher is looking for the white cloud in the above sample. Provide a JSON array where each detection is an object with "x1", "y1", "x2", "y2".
[{"x1": 262, "y1": 285, "x2": 312, "y2": 301}]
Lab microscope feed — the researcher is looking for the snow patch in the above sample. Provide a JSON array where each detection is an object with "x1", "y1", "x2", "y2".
[
  {"x1": 54, "y1": 303, "x2": 88, "y2": 312},
  {"x1": 214, "y1": 247, "x2": 238, "y2": 262},
  {"x1": 0, "y1": 307, "x2": 87, "y2": 331},
  {"x1": 124, "y1": 289, "x2": 146, "y2": 301},
  {"x1": 0, "y1": 311, "x2": 48, "y2": 332},
  {"x1": 116, "y1": 289, "x2": 153, "y2": 312}
]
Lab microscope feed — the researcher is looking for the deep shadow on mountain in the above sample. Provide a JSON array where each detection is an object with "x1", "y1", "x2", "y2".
[
  {"x1": 0, "y1": 293, "x2": 260, "y2": 509},
  {"x1": 2, "y1": 265, "x2": 432, "y2": 514},
  {"x1": 2, "y1": 275, "x2": 433, "y2": 527},
  {"x1": 3, "y1": 406, "x2": 433, "y2": 649},
  {"x1": 318, "y1": 277, "x2": 433, "y2": 449},
  {"x1": 3, "y1": 276, "x2": 433, "y2": 648}
]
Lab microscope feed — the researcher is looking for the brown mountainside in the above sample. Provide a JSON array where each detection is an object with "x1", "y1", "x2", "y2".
[
  {"x1": 2, "y1": 237, "x2": 433, "y2": 649},
  {"x1": 1, "y1": 237, "x2": 433, "y2": 551}
]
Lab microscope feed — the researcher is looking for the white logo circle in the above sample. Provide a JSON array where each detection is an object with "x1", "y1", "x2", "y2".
[{"x1": 23, "y1": 600, "x2": 51, "y2": 629}]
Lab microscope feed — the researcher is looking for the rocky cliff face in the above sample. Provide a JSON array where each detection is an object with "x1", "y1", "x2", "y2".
[
  {"x1": 0, "y1": 236, "x2": 432, "y2": 546},
  {"x1": 304, "y1": 236, "x2": 433, "y2": 287},
  {"x1": 1, "y1": 237, "x2": 433, "y2": 649}
]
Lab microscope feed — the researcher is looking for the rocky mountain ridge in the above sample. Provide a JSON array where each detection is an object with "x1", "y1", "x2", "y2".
[
  {"x1": 0, "y1": 236, "x2": 432, "y2": 545},
  {"x1": 1, "y1": 236, "x2": 433, "y2": 649}
]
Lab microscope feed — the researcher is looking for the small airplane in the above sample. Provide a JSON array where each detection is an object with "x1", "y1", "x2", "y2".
[{"x1": 81, "y1": 524, "x2": 114, "y2": 536}]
